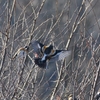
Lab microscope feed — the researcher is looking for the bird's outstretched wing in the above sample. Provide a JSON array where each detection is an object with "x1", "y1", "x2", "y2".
[
  {"x1": 31, "y1": 41, "x2": 44, "y2": 57},
  {"x1": 34, "y1": 50, "x2": 71, "y2": 69},
  {"x1": 49, "y1": 50, "x2": 71, "y2": 62},
  {"x1": 12, "y1": 46, "x2": 29, "y2": 60}
]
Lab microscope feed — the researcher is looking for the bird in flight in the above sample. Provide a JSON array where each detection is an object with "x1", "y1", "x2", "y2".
[
  {"x1": 31, "y1": 40, "x2": 71, "y2": 69},
  {"x1": 12, "y1": 46, "x2": 29, "y2": 60}
]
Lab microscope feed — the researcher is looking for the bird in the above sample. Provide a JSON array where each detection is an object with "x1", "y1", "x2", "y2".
[
  {"x1": 12, "y1": 46, "x2": 29, "y2": 60},
  {"x1": 32, "y1": 41, "x2": 71, "y2": 69},
  {"x1": 31, "y1": 40, "x2": 71, "y2": 62}
]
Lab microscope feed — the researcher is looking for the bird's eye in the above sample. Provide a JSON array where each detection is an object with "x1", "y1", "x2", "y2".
[{"x1": 25, "y1": 46, "x2": 29, "y2": 50}]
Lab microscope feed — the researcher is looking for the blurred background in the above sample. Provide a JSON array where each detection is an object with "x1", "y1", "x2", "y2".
[{"x1": 0, "y1": 0, "x2": 100, "y2": 100}]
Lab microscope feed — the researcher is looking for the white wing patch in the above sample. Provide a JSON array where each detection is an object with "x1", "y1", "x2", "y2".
[
  {"x1": 37, "y1": 44, "x2": 41, "y2": 49},
  {"x1": 49, "y1": 51, "x2": 71, "y2": 62},
  {"x1": 41, "y1": 54, "x2": 47, "y2": 61},
  {"x1": 58, "y1": 51, "x2": 71, "y2": 61}
]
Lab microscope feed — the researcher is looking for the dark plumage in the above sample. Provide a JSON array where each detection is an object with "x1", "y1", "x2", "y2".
[
  {"x1": 25, "y1": 46, "x2": 29, "y2": 51},
  {"x1": 43, "y1": 45, "x2": 53, "y2": 55},
  {"x1": 34, "y1": 58, "x2": 46, "y2": 69},
  {"x1": 31, "y1": 40, "x2": 71, "y2": 68}
]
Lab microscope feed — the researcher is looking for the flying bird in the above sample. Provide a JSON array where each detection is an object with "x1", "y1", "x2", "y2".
[
  {"x1": 32, "y1": 41, "x2": 71, "y2": 69},
  {"x1": 12, "y1": 46, "x2": 29, "y2": 60},
  {"x1": 31, "y1": 40, "x2": 71, "y2": 61}
]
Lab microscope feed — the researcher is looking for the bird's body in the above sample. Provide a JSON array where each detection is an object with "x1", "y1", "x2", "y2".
[{"x1": 34, "y1": 58, "x2": 46, "y2": 68}]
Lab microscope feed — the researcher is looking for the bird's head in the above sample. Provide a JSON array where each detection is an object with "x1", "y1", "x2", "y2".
[{"x1": 25, "y1": 46, "x2": 29, "y2": 51}]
